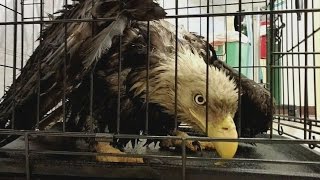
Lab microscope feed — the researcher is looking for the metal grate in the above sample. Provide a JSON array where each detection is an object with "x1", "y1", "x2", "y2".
[{"x1": 0, "y1": 0, "x2": 320, "y2": 179}]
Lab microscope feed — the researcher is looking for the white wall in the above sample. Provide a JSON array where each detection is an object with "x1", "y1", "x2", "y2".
[
  {"x1": 161, "y1": 0, "x2": 266, "y2": 38},
  {"x1": 279, "y1": 0, "x2": 320, "y2": 108}
]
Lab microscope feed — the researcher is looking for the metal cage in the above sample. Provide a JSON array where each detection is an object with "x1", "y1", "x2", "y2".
[{"x1": 0, "y1": 0, "x2": 320, "y2": 179}]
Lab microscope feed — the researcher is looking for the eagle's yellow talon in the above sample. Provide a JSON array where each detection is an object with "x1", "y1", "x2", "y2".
[
  {"x1": 95, "y1": 142, "x2": 144, "y2": 163},
  {"x1": 199, "y1": 141, "x2": 215, "y2": 151}
]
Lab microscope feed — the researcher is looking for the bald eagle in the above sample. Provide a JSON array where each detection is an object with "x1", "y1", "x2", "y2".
[{"x1": 0, "y1": 0, "x2": 273, "y2": 162}]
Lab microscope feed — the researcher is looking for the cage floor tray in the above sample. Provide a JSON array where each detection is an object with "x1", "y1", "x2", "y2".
[{"x1": 0, "y1": 134, "x2": 320, "y2": 180}]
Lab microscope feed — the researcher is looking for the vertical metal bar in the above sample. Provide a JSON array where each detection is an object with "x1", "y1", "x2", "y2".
[
  {"x1": 311, "y1": 0, "x2": 318, "y2": 126},
  {"x1": 265, "y1": 0, "x2": 268, "y2": 88},
  {"x1": 90, "y1": 0, "x2": 95, "y2": 133},
  {"x1": 276, "y1": 3, "x2": 281, "y2": 130},
  {"x1": 211, "y1": 0, "x2": 215, "y2": 63},
  {"x1": 24, "y1": 133, "x2": 30, "y2": 180},
  {"x1": 285, "y1": 0, "x2": 290, "y2": 120},
  {"x1": 290, "y1": 0, "x2": 296, "y2": 122},
  {"x1": 237, "y1": 0, "x2": 242, "y2": 137},
  {"x1": 278, "y1": 0, "x2": 285, "y2": 123},
  {"x1": 52, "y1": 0, "x2": 54, "y2": 15},
  {"x1": 36, "y1": 0, "x2": 44, "y2": 130},
  {"x1": 90, "y1": 71, "x2": 94, "y2": 133},
  {"x1": 297, "y1": 4, "x2": 302, "y2": 120},
  {"x1": 225, "y1": 0, "x2": 227, "y2": 64},
  {"x1": 145, "y1": 21, "x2": 150, "y2": 135},
  {"x1": 211, "y1": 0, "x2": 214, "y2": 40},
  {"x1": 32, "y1": 0, "x2": 35, "y2": 51},
  {"x1": 263, "y1": 0, "x2": 268, "y2": 87},
  {"x1": 251, "y1": 0, "x2": 255, "y2": 81},
  {"x1": 63, "y1": 0, "x2": 68, "y2": 132},
  {"x1": 303, "y1": 0, "x2": 309, "y2": 140},
  {"x1": 12, "y1": 0, "x2": 18, "y2": 129},
  {"x1": 181, "y1": 138, "x2": 186, "y2": 180},
  {"x1": 21, "y1": 0, "x2": 24, "y2": 69},
  {"x1": 117, "y1": 35, "x2": 122, "y2": 134},
  {"x1": 269, "y1": 0, "x2": 275, "y2": 138},
  {"x1": 309, "y1": 0, "x2": 316, "y2": 148},
  {"x1": 199, "y1": 0, "x2": 202, "y2": 36},
  {"x1": 187, "y1": 0, "x2": 189, "y2": 31},
  {"x1": 39, "y1": 0, "x2": 44, "y2": 41},
  {"x1": 3, "y1": 0, "x2": 7, "y2": 94},
  {"x1": 281, "y1": 1, "x2": 285, "y2": 122},
  {"x1": 174, "y1": 0, "x2": 178, "y2": 131},
  {"x1": 205, "y1": 0, "x2": 209, "y2": 136}
]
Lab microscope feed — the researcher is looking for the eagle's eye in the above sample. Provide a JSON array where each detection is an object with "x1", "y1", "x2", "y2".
[{"x1": 194, "y1": 94, "x2": 206, "y2": 105}]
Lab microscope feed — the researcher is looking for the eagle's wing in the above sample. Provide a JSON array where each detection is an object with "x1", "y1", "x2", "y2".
[
  {"x1": 211, "y1": 58, "x2": 274, "y2": 137},
  {"x1": 0, "y1": 0, "x2": 166, "y2": 147}
]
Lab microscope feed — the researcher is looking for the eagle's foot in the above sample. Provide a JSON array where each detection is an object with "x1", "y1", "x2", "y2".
[
  {"x1": 160, "y1": 131, "x2": 216, "y2": 152},
  {"x1": 159, "y1": 131, "x2": 201, "y2": 152},
  {"x1": 159, "y1": 138, "x2": 200, "y2": 152},
  {"x1": 95, "y1": 142, "x2": 143, "y2": 163},
  {"x1": 198, "y1": 141, "x2": 215, "y2": 151}
]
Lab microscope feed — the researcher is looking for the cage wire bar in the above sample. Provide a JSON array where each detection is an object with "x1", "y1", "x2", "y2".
[{"x1": 0, "y1": 0, "x2": 320, "y2": 179}]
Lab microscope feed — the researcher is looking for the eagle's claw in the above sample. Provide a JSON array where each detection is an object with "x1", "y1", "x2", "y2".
[
  {"x1": 95, "y1": 142, "x2": 144, "y2": 163},
  {"x1": 159, "y1": 131, "x2": 203, "y2": 153},
  {"x1": 159, "y1": 138, "x2": 201, "y2": 152},
  {"x1": 192, "y1": 140, "x2": 202, "y2": 151}
]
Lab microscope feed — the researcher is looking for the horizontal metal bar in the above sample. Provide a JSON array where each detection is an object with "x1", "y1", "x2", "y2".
[
  {"x1": 275, "y1": 117, "x2": 320, "y2": 128},
  {"x1": 0, "y1": 17, "x2": 117, "y2": 26},
  {"x1": 30, "y1": 150, "x2": 182, "y2": 160},
  {"x1": 0, "y1": 148, "x2": 25, "y2": 153},
  {"x1": 0, "y1": 130, "x2": 319, "y2": 144},
  {"x1": 23, "y1": 17, "x2": 50, "y2": 20},
  {"x1": 231, "y1": 65, "x2": 267, "y2": 68},
  {"x1": 274, "y1": 114, "x2": 319, "y2": 123},
  {"x1": 0, "y1": 64, "x2": 21, "y2": 70},
  {"x1": 271, "y1": 66, "x2": 320, "y2": 69},
  {"x1": 183, "y1": 137, "x2": 320, "y2": 144},
  {"x1": 187, "y1": 157, "x2": 320, "y2": 166},
  {"x1": 229, "y1": 66, "x2": 320, "y2": 70},
  {"x1": 273, "y1": 52, "x2": 320, "y2": 55},
  {"x1": 272, "y1": 128, "x2": 302, "y2": 140},
  {"x1": 164, "y1": 0, "x2": 266, "y2": 11},
  {"x1": 22, "y1": 3, "x2": 44, "y2": 5},
  {"x1": 273, "y1": 121, "x2": 320, "y2": 135},
  {"x1": 314, "y1": 144, "x2": 320, "y2": 149},
  {"x1": 3, "y1": 148, "x2": 320, "y2": 167},
  {"x1": 0, "y1": 130, "x2": 181, "y2": 140},
  {"x1": 1, "y1": 8, "x2": 319, "y2": 26},
  {"x1": 165, "y1": 8, "x2": 320, "y2": 19}
]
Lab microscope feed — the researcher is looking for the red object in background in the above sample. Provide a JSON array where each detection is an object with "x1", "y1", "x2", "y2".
[
  {"x1": 260, "y1": 21, "x2": 269, "y2": 59},
  {"x1": 260, "y1": 35, "x2": 267, "y2": 59}
]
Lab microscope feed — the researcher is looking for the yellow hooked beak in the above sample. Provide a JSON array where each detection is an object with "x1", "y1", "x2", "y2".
[
  {"x1": 189, "y1": 109, "x2": 238, "y2": 159},
  {"x1": 208, "y1": 115, "x2": 238, "y2": 159}
]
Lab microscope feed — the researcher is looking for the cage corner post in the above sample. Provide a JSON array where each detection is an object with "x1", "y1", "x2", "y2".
[{"x1": 315, "y1": 0, "x2": 320, "y2": 119}]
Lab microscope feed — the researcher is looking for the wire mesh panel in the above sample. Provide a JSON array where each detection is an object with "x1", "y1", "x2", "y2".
[{"x1": 0, "y1": 0, "x2": 320, "y2": 179}]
